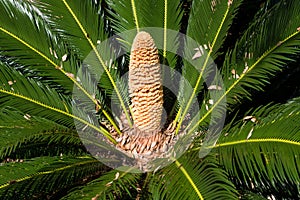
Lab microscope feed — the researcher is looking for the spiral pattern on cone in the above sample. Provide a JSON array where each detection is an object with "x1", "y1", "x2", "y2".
[{"x1": 129, "y1": 31, "x2": 163, "y2": 134}]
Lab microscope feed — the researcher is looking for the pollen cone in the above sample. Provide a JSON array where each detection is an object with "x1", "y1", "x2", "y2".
[{"x1": 129, "y1": 31, "x2": 163, "y2": 134}]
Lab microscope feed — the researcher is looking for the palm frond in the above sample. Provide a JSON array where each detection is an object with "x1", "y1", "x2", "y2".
[
  {"x1": 187, "y1": 0, "x2": 243, "y2": 59},
  {"x1": 222, "y1": 0, "x2": 300, "y2": 110},
  {"x1": 148, "y1": 153, "x2": 238, "y2": 200},
  {"x1": 0, "y1": 156, "x2": 107, "y2": 199},
  {"x1": 35, "y1": 0, "x2": 133, "y2": 126},
  {"x1": 187, "y1": 0, "x2": 300, "y2": 134},
  {"x1": 107, "y1": 0, "x2": 183, "y2": 67},
  {"x1": 0, "y1": 0, "x2": 121, "y2": 132},
  {"x1": 209, "y1": 98, "x2": 300, "y2": 198},
  {"x1": 4, "y1": 133, "x2": 85, "y2": 161},
  {"x1": 35, "y1": 0, "x2": 106, "y2": 59},
  {"x1": 0, "y1": 0, "x2": 79, "y2": 92},
  {"x1": 0, "y1": 63, "x2": 72, "y2": 126},
  {"x1": 0, "y1": 115, "x2": 86, "y2": 160},
  {"x1": 174, "y1": 0, "x2": 242, "y2": 133},
  {"x1": 107, "y1": 0, "x2": 182, "y2": 33},
  {"x1": 61, "y1": 168, "x2": 141, "y2": 200},
  {"x1": 0, "y1": 0, "x2": 117, "y2": 133},
  {"x1": 0, "y1": 62, "x2": 115, "y2": 143},
  {"x1": 0, "y1": 108, "x2": 82, "y2": 159}
]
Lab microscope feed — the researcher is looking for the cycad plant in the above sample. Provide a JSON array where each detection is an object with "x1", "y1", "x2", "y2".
[{"x1": 0, "y1": 0, "x2": 299, "y2": 199}]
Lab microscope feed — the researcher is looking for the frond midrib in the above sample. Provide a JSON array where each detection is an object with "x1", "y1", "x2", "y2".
[
  {"x1": 175, "y1": 159, "x2": 204, "y2": 200},
  {"x1": 211, "y1": 138, "x2": 300, "y2": 149},
  {"x1": 130, "y1": 0, "x2": 139, "y2": 32}
]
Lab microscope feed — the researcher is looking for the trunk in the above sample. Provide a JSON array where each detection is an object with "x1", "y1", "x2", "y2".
[{"x1": 129, "y1": 31, "x2": 163, "y2": 134}]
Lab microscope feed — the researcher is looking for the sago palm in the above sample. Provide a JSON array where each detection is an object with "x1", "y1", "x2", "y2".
[{"x1": 0, "y1": 0, "x2": 299, "y2": 199}]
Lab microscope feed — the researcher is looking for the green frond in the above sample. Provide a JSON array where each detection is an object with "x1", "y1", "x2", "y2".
[
  {"x1": 62, "y1": 168, "x2": 141, "y2": 200},
  {"x1": 187, "y1": 0, "x2": 300, "y2": 134},
  {"x1": 0, "y1": 63, "x2": 73, "y2": 126},
  {"x1": 148, "y1": 153, "x2": 238, "y2": 200},
  {"x1": 0, "y1": 109, "x2": 51, "y2": 153},
  {"x1": 35, "y1": 0, "x2": 107, "y2": 59},
  {"x1": 12, "y1": 0, "x2": 123, "y2": 132},
  {"x1": 0, "y1": 156, "x2": 107, "y2": 199},
  {"x1": 174, "y1": 0, "x2": 242, "y2": 132},
  {"x1": 0, "y1": 116, "x2": 84, "y2": 160},
  {"x1": 210, "y1": 99, "x2": 300, "y2": 198},
  {"x1": 0, "y1": 108, "x2": 82, "y2": 159},
  {"x1": 107, "y1": 0, "x2": 183, "y2": 67},
  {"x1": 107, "y1": 0, "x2": 182, "y2": 32},
  {"x1": 222, "y1": 0, "x2": 300, "y2": 110},
  {"x1": 36, "y1": 0, "x2": 132, "y2": 126},
  {"x1": 187, "y1": 0, "x2": 243, "y2": 59},
  {"x1": 0, "y1": 0, "x2": 118, "y2": 131},
  {"x1": 0, "y1": 62, "x2": 115, "y2": 143},
  {"x1": 74, "y1": 41, "x2": 129, "y2": 131},
  {"x1": 0, "y1": 0, "x2": 78, "y2": 92},
  {"x1": 5, "y1": 133, "x2": 85, "y2": 161}
]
